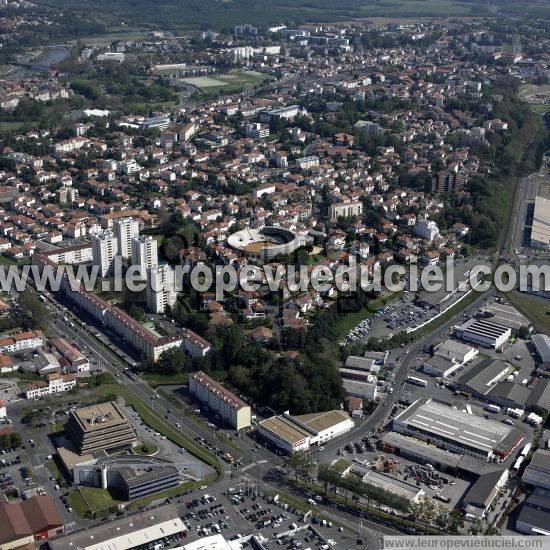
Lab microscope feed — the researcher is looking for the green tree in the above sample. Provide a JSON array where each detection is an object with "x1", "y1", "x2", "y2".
[
  {"x1": 153, "y1": 347, "x2": 189, "y2": 375},
  {"x1": 286, "y1": 450, "x2": 314, "y2": 483},
  {"x1": 18, "y1": 291, "x2": 47, "y2": 330}
]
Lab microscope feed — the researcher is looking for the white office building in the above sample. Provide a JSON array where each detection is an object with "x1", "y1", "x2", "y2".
[
  {"x1": 146, "y1": 264, "x2": 177, "y2": 313},
  {"x1": 258, "y1": 410, "x2": 354, "y2": 453},
  {"x1": 114, "y1": 217, "x2": 139, "y2": 259},
  {"x1": 131, "y1": 235, "x2": 158, "y2": 278},
  {"x1": 25, "y1": 373, "x2": 77, "y2": 399},
  {"x1": 92, "y1": 230, "x2": 118, "y2": 277}
]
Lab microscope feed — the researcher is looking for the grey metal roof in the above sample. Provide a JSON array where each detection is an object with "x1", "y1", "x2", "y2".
[
  {"x1": 523, "y1": 450, "x2": 550, "y2": 488},
  {"x1": 462, "y1": 469, "x2": 505, "y2": 507},
  {"x1": 487, "y1": 381, "x2": 531, "y2": 407},
  {"x1": 457, "y1": 358, "x2": 511, "y2": 395},
  {"x1": 533, "y1": 334, "x2": 550, "y2": 363},
  {"x1": 527, "y1": 378, "x2": 550, "y2": 412}
]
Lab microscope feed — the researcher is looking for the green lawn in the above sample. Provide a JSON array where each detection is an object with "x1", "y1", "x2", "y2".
[
  {"x1": 0, "y1": 255, "x2": 18, "y2": 266},
  {"x1": 411, "y1": 288, "x2": 483, "y2": 338},
  {"x1": 506, "y1": 291, "x2": 550, "y2": 334},
  {"x1": 359, "y1": 0, "x2": 478, "y2": 16},
  {"x1": 67, "y1": 490, "x2": 90, "y2": 517},
  {"x1": 69, "y1": 476, "x2": 214, "y2": 518},
  {"x1": 331, "y1": 459, "x2": 351, "y2": 475},
  {"x1": 184, "y1": 70, "x2": 270, "y2": 97},
  {"x1": 79, "y1": 486, "x2": 125, "y2": 512},
  {"x1": 48, "y1": 422, "x2": 66, "y2": 434},
  {"x1": 0, "y1": 122, "x2": 25, "y2": 133},
  {"x1": 47, "y1": 458, "x2": 67, "y2": 485},
  {"x1": 133, "y1": 443, "x2": 159, "y2": 455},
  {"x1": 142, "y1": 372, "x2": 188, "y2": 385}
]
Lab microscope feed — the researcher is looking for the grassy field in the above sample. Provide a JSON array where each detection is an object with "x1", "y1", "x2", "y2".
[
  {"x1": 0, "y1": 254, "x2": 18, "y2": 266},
  {"x1": 506, "y1": 291, "x2": 550, "y2": 334},
  {"x1": 359, "y1": 0, "x2": 481, "y2": 17},
  {"x1": 183, "y1": 70, "x2": 270, "y2": 96},
  {"x1": 519, "y1": 84, "x2": 550, "y2": 116},
  {"x1": 142, "y1": 372, "x2": 188, "y2": 385},
  {"x1": 133, "y1": 442, "x2": 159, "y2": 455},
  {"x1": 47, "y1": 457, "x2": 69, "y2": 486},
  {"x1": 0, "y1": 122, "x2": 25, "y2": 133},
  {"x1": 411, "y1": 287, "x2": 482, "y2": 338}
]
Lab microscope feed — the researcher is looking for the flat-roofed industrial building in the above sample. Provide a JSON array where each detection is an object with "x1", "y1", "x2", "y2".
[
  {"x1": 349, "y1": 463, "x2": 425, "y2": 503},
  {"x1": 422, "y1": 339, "x2": 478, "y2": 377},
  {"x1": 48, "y1": 504, "x2": 185, "y2": 550},
  {"x1": 66, "y1": 401, "x2": 137, "y2": 455},
  {"x1": 477, "y1": 303, "x2": 531, "y2": 335},
  {"x1": 454, "y1": 358, "x2": 512, "y2": 398},
  {"x1": 258, "y1": 410, "x2": 354, "y2": 453},
  {"x1": 532, "y1": 333, "x2": 550, "y2": 364},
  {"x1": 117, "y1": 464, "x2": 182, "y2": 500},
  {"x1": 522, "y1": 449, "x2": 550, "y2": 490},
  {"x1": 455, "y1": 318, "x2": 511, "y2": 350},
  {"x1": 530, "y1": 196, "x2": 550, "y2": 249},
  {"x1": 392, "y1": 398, "x2": 524, "y2": 461},
  {"x1": 379, "y1": 432, "x2": 513, "y2": 478}
]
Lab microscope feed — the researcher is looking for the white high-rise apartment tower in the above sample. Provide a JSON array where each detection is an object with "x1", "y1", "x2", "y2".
[
  {"x1": 131, "y1": 235, "x2": 158, "y2": 278},
  {"x1": 146, "y1": 265, "x2": 177, "y2": 313},
  {"x1": 91, "y1": 230, "x2": 119, "y2": 277},
  {"x1": 113, "y1": 217, "x2": 139, "y2": 259}
]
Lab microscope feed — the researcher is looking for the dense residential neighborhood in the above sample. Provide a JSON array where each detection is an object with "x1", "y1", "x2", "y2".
[{"x1": 0, "y1": 1, "x2": 549, "y2": 549}]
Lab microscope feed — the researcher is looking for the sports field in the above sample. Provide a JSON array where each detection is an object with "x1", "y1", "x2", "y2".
[{"x1": 182, "y1": 70, "x2": 269, "y2": 95}]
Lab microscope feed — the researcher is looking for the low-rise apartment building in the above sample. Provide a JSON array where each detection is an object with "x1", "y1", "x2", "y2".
[
  {"x1": 189, "y1": 371, "x2": 251, "y2": 430},
  {"x1": 25, "y1": 373, "x2": 77, "y2": 399}
]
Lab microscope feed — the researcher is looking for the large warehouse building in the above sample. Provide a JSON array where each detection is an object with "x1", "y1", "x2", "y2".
[
  {"x1": 532, "y1": 333, "x2": 550, "y2": 364},
  {"x1": 0, "y1": 496, "x2": 64, "y2": 549},
  {"x1": 477, "y1": 303, "x2": 531, "y2": 335},
  {"x1": 454, "y1": 359, "x2": 512, "y2": 398},
  {"x1": 66, "y1": 401, "x2": 137, "y2": 455},
  {"x1": 392, "y1": 398, "x2": 524, "y2": 461},
  {"x1": 530, "y1": 196, "x2": 550, "y2": 249},
  {"x1": 189, "y1": 371, "x2": 251, "y2": 430},
  {"x1": 422, "y1": 339, "x2": 478, "y2": 378},
  {"x1": 258, "y1": 410, "x2": 354, "y2": 453},
  {"x1": 522, "y1": 449, "x2": 550, "y2": 490},
  {"x1": 48, "y1": 504, "x2": 185, "y2": 550},
  {"x1": 455, "y1": 318, "x2": 511, "y2": 350}
]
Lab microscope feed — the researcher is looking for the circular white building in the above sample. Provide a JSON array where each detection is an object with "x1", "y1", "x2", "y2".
[{"x1": 227, "y1": 226, "x2": 306, "y2": 261}]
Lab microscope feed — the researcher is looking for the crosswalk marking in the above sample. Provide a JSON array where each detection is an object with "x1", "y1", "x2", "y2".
[{"x1": 240, "y1": 459, "x2": 268, "y2": 472}]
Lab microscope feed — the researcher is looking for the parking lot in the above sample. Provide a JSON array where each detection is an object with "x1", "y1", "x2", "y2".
[
  {"x1": 341, "y1": 258, "x2": 493, "y2": 344},
  {"x1": 175, "y1": 485, "x2": 357, "y2": 548},
  {"x1": 0, "y1": 447, "x2": 44, "y2": 499}
]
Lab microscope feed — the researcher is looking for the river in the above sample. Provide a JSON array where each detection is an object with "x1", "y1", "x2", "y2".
[{"x1": 7, "y1": 46, "x2": 71, "y2": 79}]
